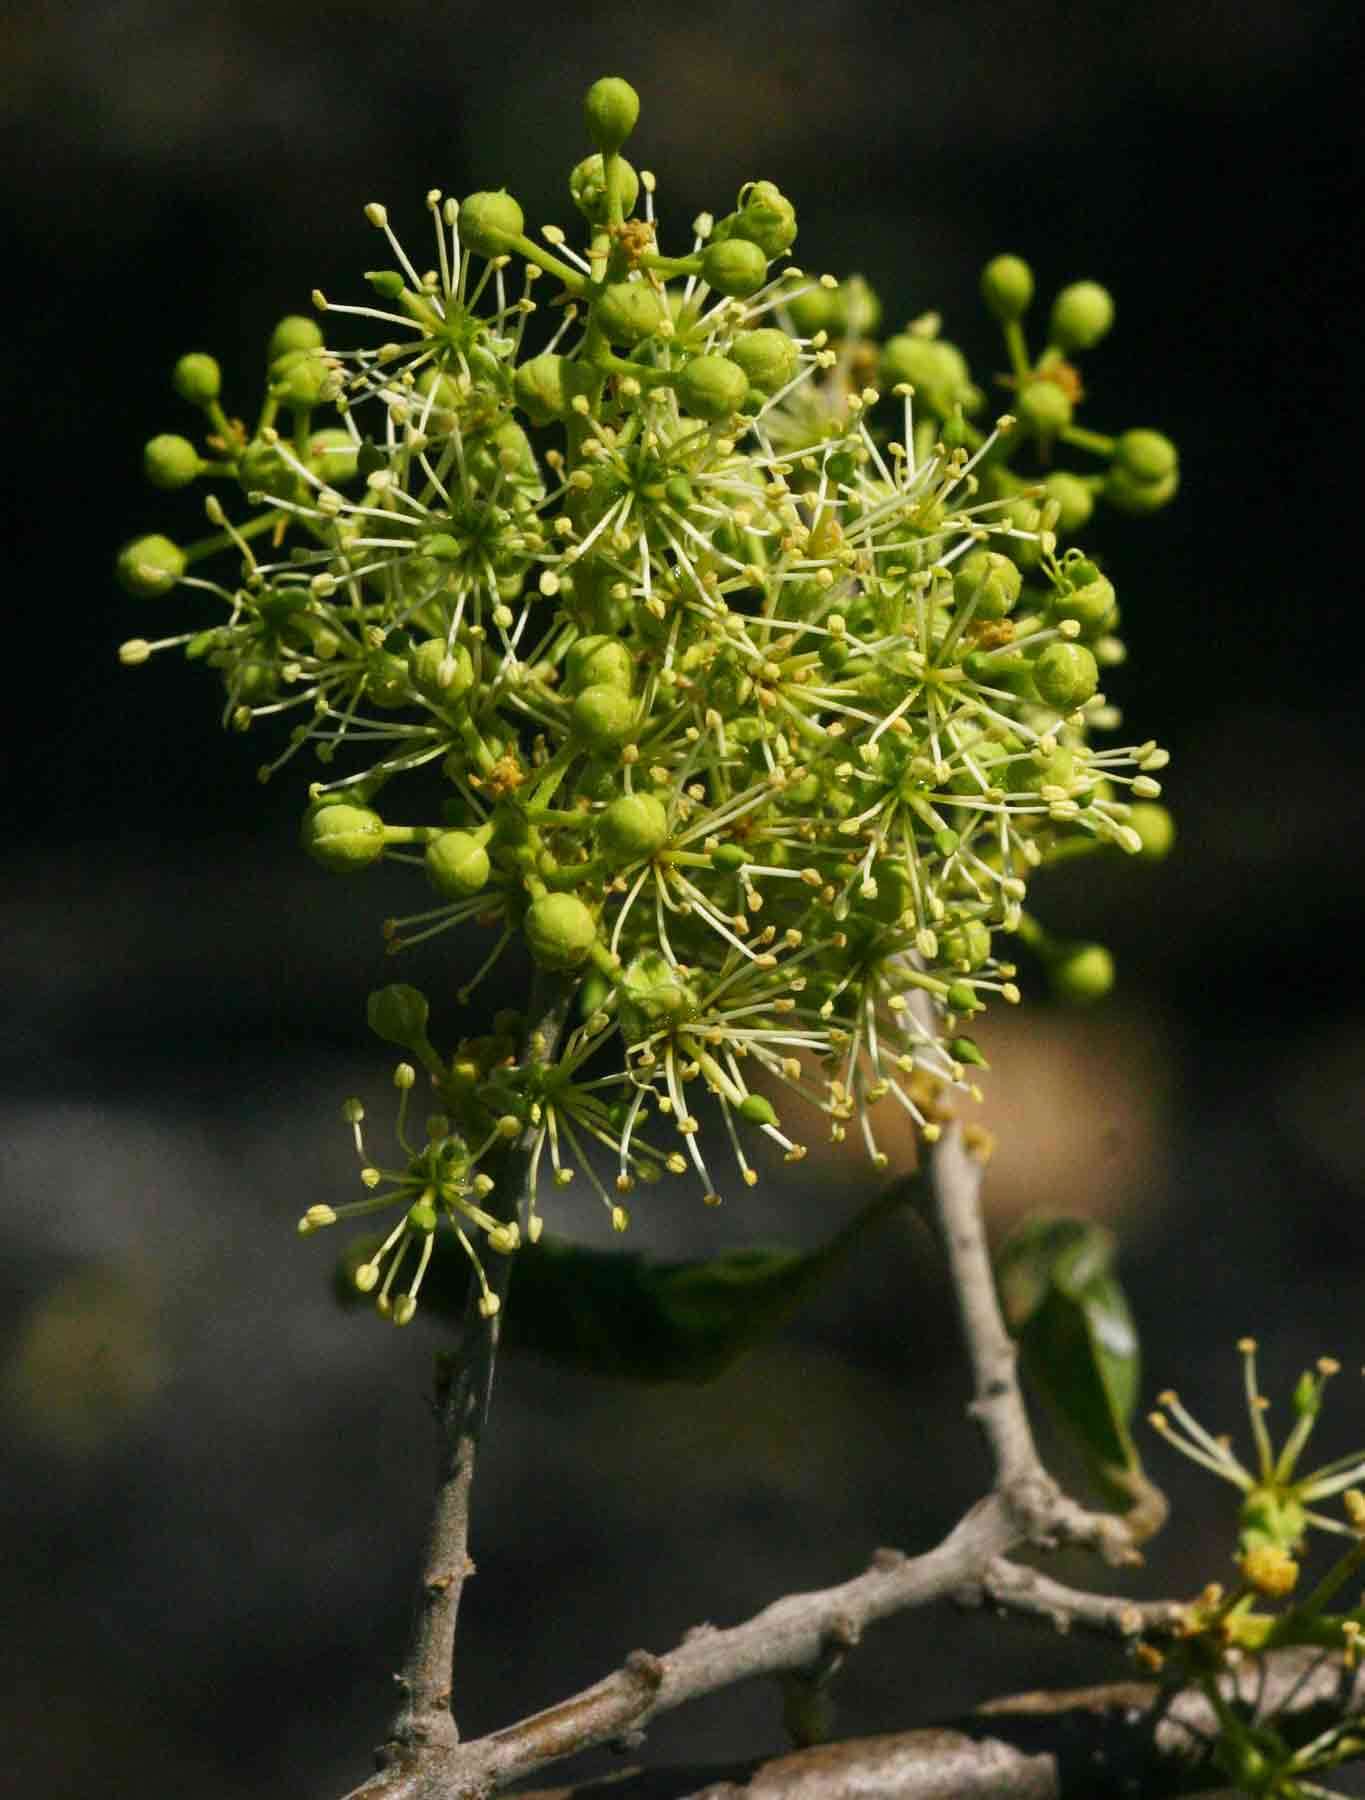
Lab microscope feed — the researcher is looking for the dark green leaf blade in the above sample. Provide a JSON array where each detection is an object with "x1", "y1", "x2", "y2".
[
  {"x1": 996, "y1": 1214, "x2": 1165, "y2": 1533},
  {"x1": 333, "y1": 1175, "x2": 922, "y2": 1383}
]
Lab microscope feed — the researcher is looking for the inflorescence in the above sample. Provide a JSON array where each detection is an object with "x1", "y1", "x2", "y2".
[
  {"x1": 1144, "y1": 1343, "x2": 1365, "y2": 1797},
  {"x1": 116, "y1": 77, "x2": 1177, "y2": 1323}
]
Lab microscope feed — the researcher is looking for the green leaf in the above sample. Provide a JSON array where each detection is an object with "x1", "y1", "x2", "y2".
[
  {"x1": 334, "y1": 1173, "x2": 922, "y2": 1384},
  {"x1": 996, "y1": 1215, "x2": 1165, "y2": 1533}
]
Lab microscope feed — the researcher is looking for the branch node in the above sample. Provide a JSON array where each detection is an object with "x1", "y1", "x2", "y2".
[
  {"x1": 624, "y1": 1648, "x2": 665, "y2": 1692},
  {"x1": 871, "y1": 1546, "x2": 907, "y2": 1571}
]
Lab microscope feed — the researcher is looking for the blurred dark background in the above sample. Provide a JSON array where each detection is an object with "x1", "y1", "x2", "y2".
[{"x1": 5, "y1": 2, "x2": 1365, "y2": 1794}]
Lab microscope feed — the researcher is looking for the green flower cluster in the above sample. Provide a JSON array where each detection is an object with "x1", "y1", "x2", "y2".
[
  {"x1": 117, "y1": 76, "x2": 1176, "y2": 1321},
  {"x1": 1147, "y1": 1343, "x2": 1365, "y2": 1797}
]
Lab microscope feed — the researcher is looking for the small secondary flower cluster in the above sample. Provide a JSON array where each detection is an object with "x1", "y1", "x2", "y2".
[
  {"x1": 1145, "y1": 1342, "x2": 1365, "y2": 1798},
  {"x1": 116, "y1": 77, "x2": 1177, "y2": 1321}
]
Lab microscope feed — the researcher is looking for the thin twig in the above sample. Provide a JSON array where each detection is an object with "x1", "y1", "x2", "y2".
[
  {"x1": 972, "y1": 1558, "x2": 1189, "y2": 1641},
  {"x1": 428, "y1": 1510, "x2": 1196, "y2": 1792},
  {"x1": 507, "y1": 1649, "x2": 1365, "y2": 1800},
  {"x1": 925, "y1": 1123, "x2": 1140, "y2": 1566},
  {"x1": 366, "y1": 975, "x2": 573, "y2": 1781},
  {"x1": 451, "y1": 1502, "x2": 1017, "y2": 1790}
]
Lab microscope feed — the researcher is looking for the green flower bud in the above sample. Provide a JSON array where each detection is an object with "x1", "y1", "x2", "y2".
[
  {"x1": 143, "y1": 434, "x2": 200, "y2": 490},
  {"x1": 513, "y1": 351, "x2": 595, "y2": 425},
  {"x1": 307, "y1": 428, "x2": 358, "y2": 483},
  {"x1": 1011, "y1": 745, "x2": 1078, "y2": 794},
  {"x1": 584, "y1": 76, "x2": 640, "y2": 153},
  {"x1": 271, "y1": 350, "x2": 334, "y2": 409},
  {"x1": 597, "y1": 792, "x2": 669, "y2": 861},
  {"x1": 785, "y1": 284, "x2": 838, "y2": 336},
  {"x1": 619, "y1": 949, "x2": 698, "y2": 1041},
  {"x1": 595, "y1": 280, "x2": 664, "y2": 347},
  {"x1": 302, "y1": 802, "x2": 386, "y2": 872},
  {"x1": 459, "y1": 190, "x2": 525, "y2": 257},
  {"x1": 833, "y1": 275, "x2": 880, "y2": 337},
  {"x1": 1126, "y1": 802, "x2": 1176, "y2": 860},
  {"x1": 879, "y1": 335, "x2": 975, "y2": 416},
  {"x1": 737, "y1": 1094, "x2": 778, "y2": 1127},
  {"x1": 1041, "y1": 471, "x2": 1095, "y2": 535},
  {"x1": 1049, "y1": 281, "x2": 1114, "y2": 351},
  {"x1": 269, "y1": 315, "x2": 324, "y2": 359},
  {"x1": 408, "y1": 638, "x2": 475, "y2": 704},
  {"x1": 571, "y1": 682, "x2": 636, "y2": 750},
  {"x1": 569, "y1": 153, "x2": 640, "y2": 225},
  {"x1": 525, "y1": 893, "x2": 598, "y2": 970},
  {"x1": 1051, "y1": 568, "x2": 1116, "y2": 639},
  {"x1": 999, "y1": 496, "x2": 1044, "y2": 569},
  {"x1": 950, "y1": 1036, "x2": 989, "y2": 1069},
  {"x1": 980, "y1": 254, "x2": 1034, "y2": 323},
  {"x1": 676, "y1": 353, "x2": 749, "y2": 421},
  {"x1": 946, "y1": 981, "x2": 980, "y2": 1014},
  {"x1": 1016, "y1": 377, "x2": 1073, "y2": 437},
  {"x1": 172, "y1": 352, "x2": 221, "y2": 404},
  {"x1": 819, "y1": 637, "x2": 849, "y2": 673},
  {"x1": 566, "y1": 634, "x2": 633, "y2": 693},
  {"x1": 239, "y1": 436, "x2": 297, "y2": 502},
  {"x1": 944, "y1": 919, "x2": 991, "y2": 969},
  {"x1": 1050, "y1": 942, "x2": 1114, "y2": 1004},
  {"x1": 115, "y1": 533, "x2": 186, "y2": 596},
  {"x1": 1104, "y1": 463, "x2": 1179, "y2": 514},
  {"x1": 1114, "y1": 428, "x2": 1178, "y2": 485},
  {"x1": 715, "y1": 180, "x2": 797, "y2": 259},
  {"x1": 365, "y1": 649, "x2": 409, "y2": 709},
  {"x1": 730, "y1": 328, "x2": 797, "y2": 394},
  {"x1": 953, "y1": 549, "x2": 1021, "y2": 621},
  {"x1": 700, "y1": 238, "x2": 768, "y2": 299},
  {"x1": 1033, "y1": 641, "x2": 1099, "y2": 710},
  {"x1": 367, "y1": 983, "x2": 431, "y2": 1048},
  {"x1": 425, "y1": 830, "x2": 491, "y2": 898}
]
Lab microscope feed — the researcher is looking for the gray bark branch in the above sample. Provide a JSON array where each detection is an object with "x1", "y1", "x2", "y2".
[
  {"x1": 508, "y1": 1648, "x2": 1365, "y2": 1799},
  {"x1": 340, "y1": 1124, "x2": 1187, "y2": 1799}
]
